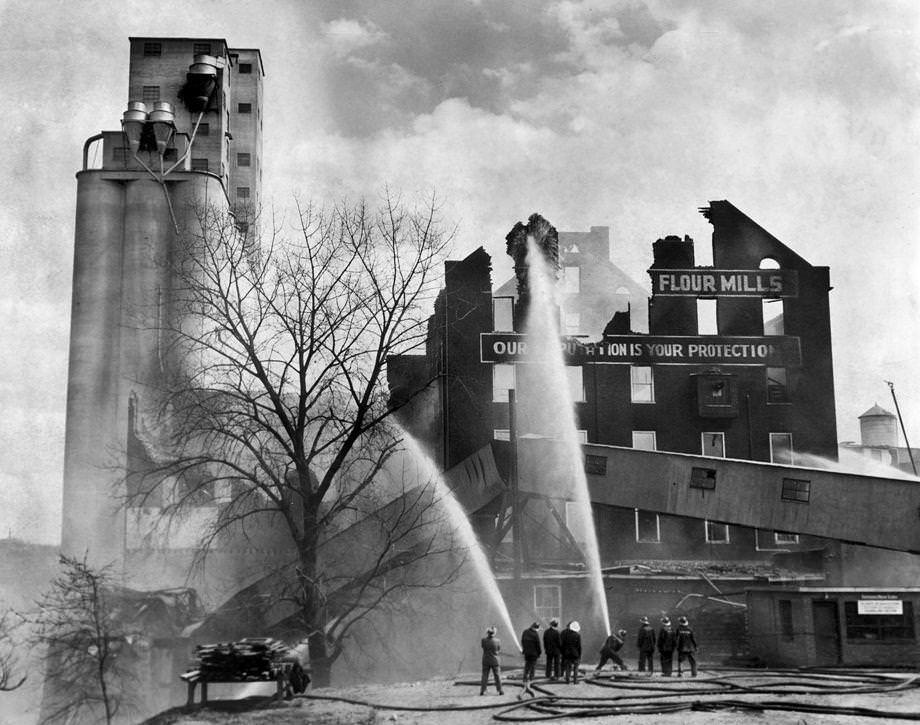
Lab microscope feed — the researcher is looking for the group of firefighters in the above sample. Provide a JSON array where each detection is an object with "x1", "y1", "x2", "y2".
[{"x1": 480, "y1": 615, "x2": 699, "y2": 695}]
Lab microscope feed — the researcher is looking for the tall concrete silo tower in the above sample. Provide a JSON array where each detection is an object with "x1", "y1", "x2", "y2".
[{"x1": 62, "y1": 38, "x2": 264, "y2": 582}]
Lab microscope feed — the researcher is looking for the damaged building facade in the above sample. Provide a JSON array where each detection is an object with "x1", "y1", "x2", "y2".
[{"x1": 389, "y1": 201, "x2": 920, "y2": 666}]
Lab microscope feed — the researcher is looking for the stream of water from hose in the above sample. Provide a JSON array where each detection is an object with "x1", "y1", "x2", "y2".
[{"x1": 521, "y1": 237, "x2": 611, "y2": 635}]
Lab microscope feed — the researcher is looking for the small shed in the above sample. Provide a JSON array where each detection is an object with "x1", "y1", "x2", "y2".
[{"x1": 746, "y1": 587, "x2": 920, "y2": 667}]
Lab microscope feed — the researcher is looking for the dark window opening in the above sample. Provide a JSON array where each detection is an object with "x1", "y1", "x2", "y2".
[
  {"x1": 239, "y1": 63, "x2": 252, "y2": 74},
  {"x1": 237, "y1": 187, "x2": 250, "y2": 199},
  {"x1": 143, "y1": 42, "x2": 162, "y2": 57},
  {"x1": 191, "y1": 158, "x2": 209, "y2": 172},
  {"x1": 237, "y1": 152, "x2": 251, "y2": 166},
  {"x1": 845, "y1": 601, "x2": 915, "y2": 641},
  {"x1": 767, "y1": 367, "x2": 789, "y2": 403},
  {"x1": 781, "y1": 478, "x2": 810, "y2": 503},
  {"x1": 197, "y1": 123, "x2": 210, "y2": 136},
  {"x1": 584, "y1": 455, "x2": 607, "y2": 476},
  {"x1": 193, "y1": 43, "x2": 212, "y2": 55},
  {"x1": 636, "y1": 510, "x2": 660, "y2": 543},
  {"x1": 690, "y1": 467, "x2": 717, "y2": 490},
  {"x1": 779, "y1": 600, "x2": 794, "y2": 639},
  {"x1": 238, "y1": 102, "x2": 252, "y2": 114},
  {"x1": 163, "y1": 148, "x2": 178, "y2": 162}
]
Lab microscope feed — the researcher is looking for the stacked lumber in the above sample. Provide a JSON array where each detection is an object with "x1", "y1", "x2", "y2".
[{"x1": 191, "y1": 637, "x2": 292, "y2": 681}]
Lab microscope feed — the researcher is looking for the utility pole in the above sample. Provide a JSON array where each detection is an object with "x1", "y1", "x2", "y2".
[{"x1": 886, "y1": 381, "x2": 918, "y2": 476}]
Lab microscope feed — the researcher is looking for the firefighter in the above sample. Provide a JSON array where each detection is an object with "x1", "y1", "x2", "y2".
[
  {"x1": 480, "y1": 626, "x2": 504, "y2": 695},
  {"x1": 594, "y1": 629, "x2": 628, "y2": 672},
  {"x1": 560, "y1": 621, "x2": 582, "y2": 684},
  {"x1": 520, "y1": 622, "x2": 542, "y2": 686},
  {"x1": 676, "y1": 616, "x2": 699, "y2": 677},
  {"x1": 636, "y1": 616, "x2": 656, "y2": 674},
  {"x1": 657, "y1": 617, "x2": 677, "y2": 676},
  {"x1": 543, "y1": 618, "x2": 562, "y2": 680}
]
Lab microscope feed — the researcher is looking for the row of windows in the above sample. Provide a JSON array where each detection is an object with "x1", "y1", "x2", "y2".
[
  {"x1": 624, "y1": 509, "x2": 798, "y2": 546},
  {"x1": 493, "y1": 426, "x2": 795, "y2": 465},
  {"x1": 138, "y1": 85, "x2": 254, "y2": 115},
  {"x1": 144, "y1": 42, "x2": 225, "y2": 57},
  {"x1": 492, "y1": 364, "x2": 789, "y2": 406}
]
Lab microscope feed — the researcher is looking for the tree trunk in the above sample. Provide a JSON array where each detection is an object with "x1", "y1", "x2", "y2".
[{"x1": 299, "y1": 510, "x2": 332, "y2": 687}]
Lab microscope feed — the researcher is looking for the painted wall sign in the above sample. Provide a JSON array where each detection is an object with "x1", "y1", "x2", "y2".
[
  {"x1": 648, "y1": 269, "x2": 799, "y2": 298},
  {"x1": 480, "y1": 333, "x2": 802, "y2": 367},
  {"x1": 857, "y1": 599, "x2": 903, "y2": 615}
]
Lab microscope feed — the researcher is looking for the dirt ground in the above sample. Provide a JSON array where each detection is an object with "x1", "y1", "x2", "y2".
[{"x1": 145, "y1": 667, "x2": 920, "y2": 725}]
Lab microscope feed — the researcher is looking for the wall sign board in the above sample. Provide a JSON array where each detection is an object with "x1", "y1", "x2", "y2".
[
  {"x1": 649, "y1": 269, "x2": 799, "y2": 298},
  {"x1": 480, "y1": 333, "x2": 802, "y2": 367}
]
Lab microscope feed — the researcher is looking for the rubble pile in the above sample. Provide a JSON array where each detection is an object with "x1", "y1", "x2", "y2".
[{"x1": 191, "y1": 637, "x2": 291, "y2": 680}]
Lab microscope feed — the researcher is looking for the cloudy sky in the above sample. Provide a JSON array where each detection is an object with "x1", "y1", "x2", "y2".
[{"x1": 1, "y1": 0, "x2": 918, "y2": 543}]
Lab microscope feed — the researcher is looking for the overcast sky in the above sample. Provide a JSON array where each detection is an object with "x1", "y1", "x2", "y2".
[{"x1": 1, "y1": 0, "x2": 918, "y2": 544}]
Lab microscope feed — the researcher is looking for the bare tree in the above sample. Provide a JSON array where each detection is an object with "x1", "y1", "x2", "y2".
[
  {"x1": 133, "y1": 192, "x2": 460, "y2": 685},
  {"x1": 0, "y1": 609, "x2": 25, "y2": 692},
  {"x1": 28, "y1": 555, "x2": 136, "y2": 725}
]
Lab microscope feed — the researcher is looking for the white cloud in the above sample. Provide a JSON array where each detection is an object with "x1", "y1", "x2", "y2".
[{"x1": 322, "y1": 18, "x2": 388, "y2": 57}]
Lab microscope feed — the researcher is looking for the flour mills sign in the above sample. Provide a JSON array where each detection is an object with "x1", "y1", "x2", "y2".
[{"x1": 648, "y1": 269, "x2": 799, "y2": 297}]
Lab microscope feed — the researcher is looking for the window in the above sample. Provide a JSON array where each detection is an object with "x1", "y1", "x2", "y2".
[
  {"x1": 197, "y1": 123, "x2": 210, "y2": 136},
  {"x1": 690, "y1": 467, "x2": 717, "y2": 490},
  {"x1": 770, "y1": 433, "x2": 794, "y2": 464},
  {"x1": 193, "y1": 43, "x2": 212, "y2": 55},
  {"x1": 561, "y1": 266, "x2": 580, "y2": 293},
  {"x1": 774, "y1": 532, "x2": 799, "y2": 545},
  {"x1": 492, "y1": 364, "x2": 515, "y2": 402},
  {"x1": 763, "y1": 298, "x2": 784, "y2": 334},
  {"x1": 237, "y1": 221, "x2": 249, "y2": 235},
  {"x1": 766, "y1": 368, "x2": 789, "y2": 403},
  {"x1": 191, "y1": 158, "x2": 209, "y2": 172},
  {"x1": 584, "y1": 454, "x2": 607, "y2": 476},
  {"x1": 143, "y1": 42, "x2": 162, "y2": 57},
  {"x1": 778, "y1": 600, "x2": 794, "y2": 639},
  {"x1": 635, "y1": 510, "x2": 660, "y2": 543},
  {"x1": 564, "y1": 311, "x2": 580, "y2": 336},
  {"x1": 534, "y1": 585, "x2": 562, "y2": 622},
  {"x1": 697, "y1": 299, "x2": 718, "y2": 335},
  {"x1": 565, "y1": 502, "x2": 590, "y2": 546},
  {"x1": 493, "y1": 297, "x2": 514, "y2": 331},
  {"x1": 845, "y1": 600, "x2": 915, "y2": 641},
  {"x1": 493, "y1": 429, "x2": 510, "y2": 441},
  {"x1": 632, "y1": 431, "x2": 656, "y2": 451},
  {"x1": 702, "y1": 432, "x2": 725, "y2": 457},
  {"x1": 576, "y1": 429, "x2": 588, "y2": 444},
  {"x1": 705, "y1": 520, "x2": 730, "y2": 543},
  {"x1": 239, "y1": 62, "x2": 253, "y2": 74},
  {"x1": 142, "y1": 85, "x2": 160, "y2": 103},
  {"x1": 237, "y1": 152, "x2": 251, "y2": 166},
  {"x1": 630, "y1": 366, "x2": 654, "y2": 403},
  {"x1": 566, "y1": 366, "x2": 585, "y2": 403},
  {"x1": 237, "y1": 187, "x2": 250, "y2": 199},
  {"x1": 781, "y1": 478, "x2": 811, "y2": 503},
  {"x1": 163, "y1": 148, "x2": 177, "y2": 162},
  {"x1": 238, "y1": 102, "x2": 252, "y2": 114}
]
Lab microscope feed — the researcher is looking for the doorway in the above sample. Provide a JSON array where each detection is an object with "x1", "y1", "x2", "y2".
[{"x1": 812, "y1": 600, "x2": 841, "y2": 665}]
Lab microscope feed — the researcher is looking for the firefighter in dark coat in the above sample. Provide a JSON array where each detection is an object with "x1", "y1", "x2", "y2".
[
  {"x1": 480, "y1": 626, "x2": 504, "y2": 695},
  {"x1": 543, "y1": 618, "x2": 562, "y2": 679},
  {"x1": 594, "y1": 629, "x2": 628, "y2": 672},
  {"x1": 657, "y1": 617, "x2": 677, "y2": 676},
  {"x1": 636, "y1": 616, "x2": 656, "y2": 673},
  {"x1": 560, "y1": 620, "x2": 582, "y2": 684},
  {"x1": 676, "y1": 616, "x2": 699, "y2": 677},
  {"x1": 520, "y1": 622, "x2": 542, "y2": 685}
]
